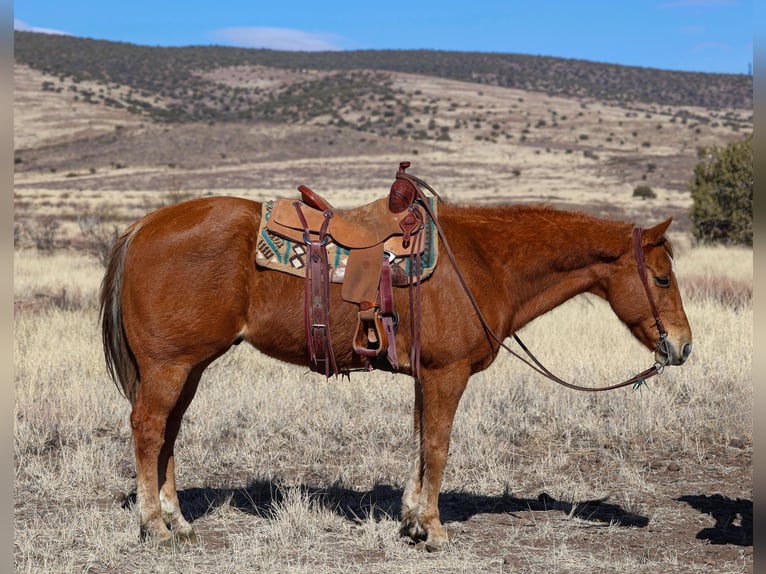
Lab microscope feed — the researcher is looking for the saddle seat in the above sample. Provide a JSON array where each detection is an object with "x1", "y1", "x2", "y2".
[{"x1": 269, "y1": 191, "x2": 422, "y2": 251}]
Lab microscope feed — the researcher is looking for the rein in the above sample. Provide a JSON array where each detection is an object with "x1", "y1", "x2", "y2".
[{"x1": 398, "y1": 171, "x2": 669, "y2": 392}]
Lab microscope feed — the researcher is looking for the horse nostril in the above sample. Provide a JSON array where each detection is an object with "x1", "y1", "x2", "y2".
[{"x1": 681, "y1": 342, "x2": 692, "y2": 361}]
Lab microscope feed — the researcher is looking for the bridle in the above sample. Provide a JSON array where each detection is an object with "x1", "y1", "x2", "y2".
[
  {"x1": 400, "y1": 171, "x2": 671, "y2": 392},
  {"x1": 631, "y1": 226, "x2": 671, "y2": 365}
]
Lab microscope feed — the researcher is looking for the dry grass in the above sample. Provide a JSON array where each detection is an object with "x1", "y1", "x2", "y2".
[{"x1": 13, "y1": 243, "x2": 752, "y2": 573}]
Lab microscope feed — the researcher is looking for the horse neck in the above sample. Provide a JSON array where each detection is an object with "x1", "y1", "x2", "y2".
[{"x1": 441, "y1": 204, "x2": 632, "y2": 332}]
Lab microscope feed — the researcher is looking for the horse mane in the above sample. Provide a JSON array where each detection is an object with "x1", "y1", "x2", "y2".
[
  {"x1": 439, "y1": 202, "x2": 634, "y2": 269},
  {"x1": 441, "y1": 201, "x2": 629, "y2": 226}
]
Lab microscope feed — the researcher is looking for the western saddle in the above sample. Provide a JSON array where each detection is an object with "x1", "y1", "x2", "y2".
[{"x1": 265, "y1": 161, "x2": 436, "y2": 376}]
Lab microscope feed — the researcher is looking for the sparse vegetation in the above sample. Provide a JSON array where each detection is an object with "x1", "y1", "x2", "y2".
[
  {"x1": 14, "y1": 31, "x2": 753, "y2": 130},
  {"x1": 633, "y1": 185, "x2": 656, "y2": 200},
  {"x1": 26, "y1": 215, "x2": 60, "y2": 254},
  {"x1": 77, "y1": 207, "x2": 121, "y2": 268}
]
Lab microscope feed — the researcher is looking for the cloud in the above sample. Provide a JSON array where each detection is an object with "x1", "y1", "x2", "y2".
[
  {"x1": 660, "y1": 0, "x2": 737, "y2": 7},
  {"x1": 681, "y1": 25, "x2": 706, "y2": 34},
  {"x1": 692, "y1": 41, "x2": 732, "y2": 52},
  {"x1": 209, "y1": 27, "x2": 343, "y2": 51},
  {"x1": 14, "y1": 18, "x2": 70, "y2": 36}
]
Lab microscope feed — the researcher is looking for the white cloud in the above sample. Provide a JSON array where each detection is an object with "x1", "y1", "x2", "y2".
[
  {"x1": 209, "y1": 27, "x2": 343, "y2": 51},
  {"x1": 692, "y1": 41, "x2": 732, "y2": 52},
  {"x1": 660, "y1": 0, "x2": 737, "y2": 7},
  {"x1": 14, "y1": 19, "x2": 70, "y2": 36},
  {"x1": 681, "y1": 25, "x2": 706, "y2": 35}
]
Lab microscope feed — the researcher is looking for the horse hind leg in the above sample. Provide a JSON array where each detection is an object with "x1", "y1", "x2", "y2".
[
  {"x1": 159, "y1": 455, "x2": 196, "y2": 544},
  {"x1": 156, "y1": 365, "x2": 206, "y2": 545},
  {"x1": 131, "y1": 363, "x2": 200, "y2": 546}
]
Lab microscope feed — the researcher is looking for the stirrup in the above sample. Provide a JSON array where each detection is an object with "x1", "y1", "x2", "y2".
[{"x1": 352, "y1": 306, "x2": 388, "y2": 358}]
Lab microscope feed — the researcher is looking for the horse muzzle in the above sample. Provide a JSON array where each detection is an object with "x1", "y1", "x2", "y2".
[{"x1": 655, "y1": 335, "x2": 692, "y2": 367}]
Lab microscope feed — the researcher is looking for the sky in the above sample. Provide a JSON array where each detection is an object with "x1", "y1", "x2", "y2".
[{"x1": 13, "y1": 0, "x2": 753, "y2": 75}]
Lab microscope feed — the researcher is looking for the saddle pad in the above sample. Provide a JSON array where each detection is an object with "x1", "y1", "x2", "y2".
[{"x1": 255, "y1": 199, "x2": 439, "y2": 282}]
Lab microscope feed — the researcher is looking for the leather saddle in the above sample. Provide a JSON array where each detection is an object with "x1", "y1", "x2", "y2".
[{"x1": 264, "y1": 161, "x2": 429, "y2": 375}]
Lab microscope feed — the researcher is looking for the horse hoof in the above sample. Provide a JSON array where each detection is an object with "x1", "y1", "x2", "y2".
[
  {"x1": 156, "y1": 534, "x2": 178, "y2": 549},
  {"x1": 175, "y1": 529, "x2": 199, "y2": 546},
  {"x1": 425, "y1": 539, "x2": 447, "y2": 552},
  {"x1": 155, "y1": 531, "x2": 198, "y2": 551},
  {"x1": 400, "y1": 521, "x2": 426, "y2": 543},
  {"x1": 141, "y1": 525, "x2": 175, "y2": 547},
  {"x1": 424, "y1": 531, "x2": 449, "y2": 552}
]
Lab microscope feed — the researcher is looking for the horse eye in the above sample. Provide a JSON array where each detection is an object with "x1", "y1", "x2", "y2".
[{"x1": 654, "y1": 276, "x2": 671, "y2": 288}]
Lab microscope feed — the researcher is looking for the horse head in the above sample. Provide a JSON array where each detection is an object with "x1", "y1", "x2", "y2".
[{"x1": 595, "y1": 217, "x2": 692, "y2": 367}]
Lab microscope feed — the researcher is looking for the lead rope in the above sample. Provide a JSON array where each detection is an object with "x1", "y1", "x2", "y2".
[
  {"x1": 408, "y1": 225, "x2": 425, "y2": 381},
  {"x1": 396, "y1": 171, "x2": 667, "y2": 392}
]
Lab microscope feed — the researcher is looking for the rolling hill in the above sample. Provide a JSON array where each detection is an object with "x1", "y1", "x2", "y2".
[{"x1": 13, "y1": 31, "x2": 753, "y2": 245}]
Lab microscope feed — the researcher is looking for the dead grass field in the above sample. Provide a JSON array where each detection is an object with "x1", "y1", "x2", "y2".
[
  {"x1": 13, "y1": 61, "x2": 752, "y2": 573},
  {"x1": 13, "y1": 244, "x2": 752, "y2": 573}
]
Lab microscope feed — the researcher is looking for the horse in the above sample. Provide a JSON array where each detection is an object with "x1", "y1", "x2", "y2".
[{"x1": 100, "y1": 193, "x2": 692, "y2": 550}]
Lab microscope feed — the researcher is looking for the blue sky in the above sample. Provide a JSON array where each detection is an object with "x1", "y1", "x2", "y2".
[{"x1": 14, "y1": 0, "x2": 753, "y2": 74}]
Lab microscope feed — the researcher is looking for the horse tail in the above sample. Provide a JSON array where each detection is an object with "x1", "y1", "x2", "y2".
[{"x1": 99, "y1": 222, "x2": 141, "y2": 405}]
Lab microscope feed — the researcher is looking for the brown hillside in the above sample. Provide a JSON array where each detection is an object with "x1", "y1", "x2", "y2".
[{"x1": 13, "y1": 36, "x2": 753, "y2": 248}]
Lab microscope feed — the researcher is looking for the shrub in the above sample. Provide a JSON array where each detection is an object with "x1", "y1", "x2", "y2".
[
  {"x1": 689, "y1": 134, "x2": 752, "y2": 246},
  {"x1": 28, "y1": 216, "x2": 60, "y2": 254},
  {"x1": 14, "y1": 222, "x2": 24, "y2": 249},
  {"x1": 78, "y1": 207, "x2": 120, "y2": 268},
  {"x1": 632, "y1": 185, "x2": 656, "y2": 200}
]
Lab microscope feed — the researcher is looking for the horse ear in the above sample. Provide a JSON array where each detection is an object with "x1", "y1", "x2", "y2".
[{"x1": 643, "y1": 217, "x2": 672, "y2": 246}]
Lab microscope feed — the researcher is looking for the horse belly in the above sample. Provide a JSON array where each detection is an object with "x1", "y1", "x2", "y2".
[{"x1": 244, "y1": 270, "x2": 366, "y2": 369}]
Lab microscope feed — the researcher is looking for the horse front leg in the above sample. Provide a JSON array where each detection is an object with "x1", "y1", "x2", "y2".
[
  {"x1": 401, "y1": 377, "x2": 424, "y2": 541},
  {"x1": 401, "y1": 364, "x2": 469, "y2": 551}
]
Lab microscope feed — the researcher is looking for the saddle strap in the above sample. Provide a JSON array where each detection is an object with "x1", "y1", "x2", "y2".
[
  {"x1": 380, "y1": 258, "x2": 399, "y2": 370},
  {"x1": 295, "y1": 203, "x2": 338, "y2": 377}
]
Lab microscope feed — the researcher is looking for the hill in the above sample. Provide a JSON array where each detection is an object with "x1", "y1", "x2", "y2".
[
  {"x1": 14, "y1": 31, "x2": 753, "y2": 125},
  {"x1": 13, "y1": 31, "x2": 753, "y2": 248}
]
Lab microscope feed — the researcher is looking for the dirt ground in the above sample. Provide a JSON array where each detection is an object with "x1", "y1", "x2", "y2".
[{"x1": 132, "y1": 442, "x2": 752, "y2": 570}]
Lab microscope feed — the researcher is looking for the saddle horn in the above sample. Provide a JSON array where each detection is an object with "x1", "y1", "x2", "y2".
[{"x1": 389, "y1": 161, "x2": 418, "y2": 213}]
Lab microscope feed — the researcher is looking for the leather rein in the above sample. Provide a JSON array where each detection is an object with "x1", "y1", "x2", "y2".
[{"x1": 400, "y1": 171, "x2": 670, "y2": 392}]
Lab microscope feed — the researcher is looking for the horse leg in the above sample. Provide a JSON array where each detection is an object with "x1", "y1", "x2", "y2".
[
  {"x1": 402, "y1": 364, "x2": 469, "y2": 551},
  {"x1": 156, "y1": 365, "x2": 206, "y2": 544},
  {"x1": 130, "y1": 363, "x2": 193, "y2": 545},
  {"x1": 401, "y1": 377, "x2": 425, "y2": 541}
]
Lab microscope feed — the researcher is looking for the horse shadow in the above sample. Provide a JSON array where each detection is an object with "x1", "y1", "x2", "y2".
[
  {"x1": 676, "y1": 494, "x2": 752, "y2": 546},
  {"x1": 122, "y1": 481, "x2": 649, "y2": 529}
]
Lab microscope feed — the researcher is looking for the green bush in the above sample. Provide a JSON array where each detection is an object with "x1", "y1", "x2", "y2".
[
  {"x1": 689, "y1": 134, "x2": 752, "y2": 246},
  {"x1": 632, "y1": 185, "x2": 656, "y2": 200}
]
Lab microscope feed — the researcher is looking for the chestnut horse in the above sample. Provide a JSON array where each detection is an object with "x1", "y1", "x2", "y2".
[{"x1": 100, "y1": 195, "x2": 692, "y2": 550}]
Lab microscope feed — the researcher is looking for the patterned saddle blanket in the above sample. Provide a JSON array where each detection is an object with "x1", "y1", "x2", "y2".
[{"x1": 255, "y1": 198, "x2": 439, "y2": 284}]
